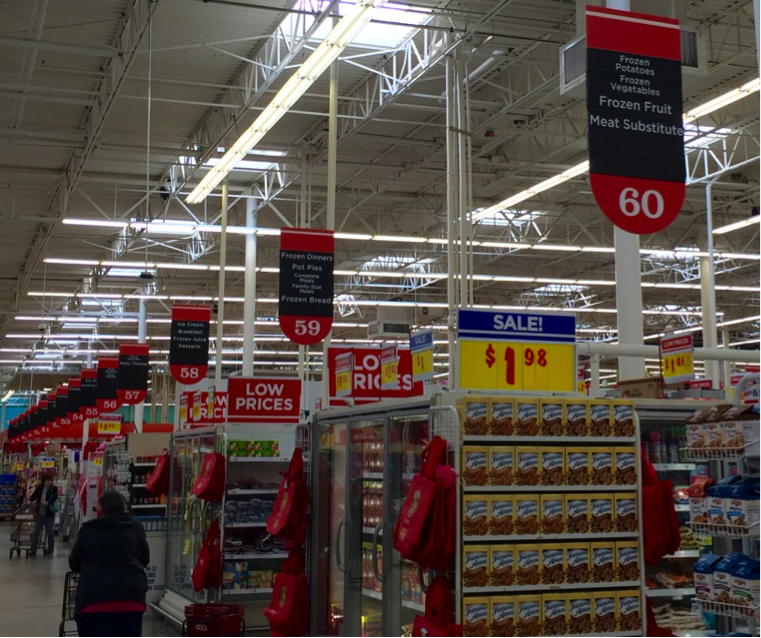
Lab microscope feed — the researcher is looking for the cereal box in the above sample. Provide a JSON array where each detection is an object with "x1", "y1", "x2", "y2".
[
  {"x1": 488, "y1": 446, "x2": 514, "y2": 486},
  {"x1": 615, "y1": 493, "x2": 638, "y2": 532},
  {"x1": 567, "y1": 449, "x2": 590, "y2": 485},
  {"x1": 490, "y1": 545, "x2": 515, "y2": 587},
  {"x1": 463, "y1": 545, "x2": 490, "y2": 588},
  {"x1": 617, "y1": 590, "x2": 642, "y2": 632},
  {"x1": 593, "y1": 592, "x2": 618, "y2": 634},
  {"x1": 713, "y1": 552, "x2": 746, "y2": 603},
  {"x1": 612, "y1": 400, "x2": 635, "y2": 437},
  {"x1": 731, "y1": 558, "x2": 760, "y2": 608},
  {"x1": 489, "y1": 494, "x2": 514, "y2": 535},
  {"x1": 565, "y1": 399, "x2": 589, "y2": 437},
  {"x1": 542, "y1": 593, "x2": 568, "y2": 636},
  {"x1": 514, "y1": 595, "x2": 542, "y2": 637},
  {"x1": 693, "y1": 553, "x2": 722, "y2": 600},
  {"x1": 590, "y1": 447, "x2": 614, "y2": 485},
  {"x1": 568, "y1": 591, "x2": 594, "y2": 635},
  {"x1": 516, "y1": 546, "x2": 542, "y2": 586},
  {"x1": 490, "y1": 597, "x2": 515, "y2": 637},
  {"x1": 616, "y1": 541, "x2": 640, "y2": 582},
  {"x1": 591, "y1": 541, "x2": 616, "y2": 583},
  {"x1": 541, "y1": 544, "x2": 566, "y2": 585},
  {"x1": 589, "y1": 400, "x2": 613, "y2": 437},
  {"x1": 463, "y1": 495, "x2": 490, "y2": 537},
  {"x1": 614, "y1": 446, "x2": 637, "y2": 485},
  {"x1": 490, "y1": 398, "x2": 515, "y2": 436},
  {"x1": 463, "y1": 598, "x2": 490, "y2": 638},
  {"x1": 540, "y1": 447, "x2": 565, "y2": 486},
  {"x1": 515, "y1": 399, "x2": 539, "y2": 436},
  {"x1": 590, "y1": 493, "x2": 615, "y2": 533},
  {"x1": 540, "y1": 399, "x2": 564, "y2": 436},
  {"x1": 462, "y1": 446, "x2": 488, "y2": 486},
  {"x1": 514, "y1": 495, "x2": 540, "y2": 535},
  {"x1": 461, "y1": 398, "x2": 489, "y2": 436},
  {"x1": 541, "y1": 494, "x2": 565, "y2": 534},
  {"x1": 566, "y1": 495, "x2": 590, "y2": 534},
  {"x1": 515, "y1": 446, "x2": 541, "y2": 486},
  {"x1": 566, "y1": 542, "x2": 591, "y2": 584}
]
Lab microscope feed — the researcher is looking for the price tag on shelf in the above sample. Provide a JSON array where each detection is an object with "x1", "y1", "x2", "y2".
[
  {"x1": 97, "y1": 417, "x2": 122, "y2": 435},
  {"x1": 410, "y1": 329, "x2": 434, "y2": 382},
  {"x1": 41, "y1": 458, "x2": 55, "y2": 469},
  {"x1": 334, "y1": 352, "x2": 353, "y2": 398},
  {"x1": 457, "y1": 309, "x2": 576, "y2": 392},
  {"x1": 15, "y1": 463, "x2": 25, "y2": 471},
  {"x1": 93, "y1": 457, "x2": 103, "y2": 467},
  {"x1": 380, "y1": 344, "x2": 399, "y2": 390},
  {"x1": 660, "y1": 334, "x2": 695, "y2": 384}
]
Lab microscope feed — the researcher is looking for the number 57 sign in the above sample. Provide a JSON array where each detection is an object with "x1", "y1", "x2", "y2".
[{"x1": 457, "y1": 309, "x2": 577, "y2": 393}]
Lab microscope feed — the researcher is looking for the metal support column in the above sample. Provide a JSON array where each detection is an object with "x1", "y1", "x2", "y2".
[
  {"x1": 445, "y1": 37, "x2": 459, "y2": 389},
  {"x1": 701, "y1": 181, "x2": 720, "y2": 387},
  {"x1": 135, "y1": 298, "x2": 147, "y2": 432},
  {"x1": 215, "y1": 180, "x2": 229, "y2": 385},
  {"x1": 242, "y1": 196, "x2": 257, "y2": 377},
  {"x1": 590, "y1": 353, "x2": 601, "y2": 398}
]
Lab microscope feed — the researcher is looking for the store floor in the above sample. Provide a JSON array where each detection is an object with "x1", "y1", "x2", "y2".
[{"x1": 0, "y1": 523, "x2": 176, "y2": 637}]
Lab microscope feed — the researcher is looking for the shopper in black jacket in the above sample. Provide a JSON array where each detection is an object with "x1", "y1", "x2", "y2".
[
  {"x1": 69, "y1": 490, "x2": 150, "y2": 637},
  {"x1": 29, "y1": 473, "x2": 58, "y2": 556}
]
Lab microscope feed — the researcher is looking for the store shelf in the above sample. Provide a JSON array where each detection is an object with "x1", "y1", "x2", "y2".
[
  {"x1": 221, "y1": 588, "x2": 273, "y2": 597},
  {"x1": 132, "y1": 483, "x2": 147, "y2": 488},
  {"x1": 463, "y1": 435, "x2": 637, "y2": 444},
  {"x1": 362, "y1": 588, "x2": 424, "y2": 612},
  {"x1": 463, "y1": 484, "x2": 638, "y2": 493},
  {"x1": 464, "y1": 581, "x2": 640, "y2": 595},
  {"x1": 692, "y1": 599, "x2": 759, "y2": 620},
  {"x1": 130, "y1": 503, "x2": 164, "y2": 509},
  {"x1": 228, "y1": 457, "x2": 290, "y2": 463},
  {"x1": 464, "y1": 532, "x2": 639, "y2": 542},
  {"x1": 223, "y1": 552, "x2": 288, "y2": 560},
  {"x1": 132, "y1": 462, "x2": 156, "y2": 468},
  {"x1": 691, "y1": 521, "x2": 759, "y2": 539},
  {"x1": 225, "y1": 522, "x2": 269, "y2": 529},
  {"x1": 363, "y1": 526, "x2": 383, "y2": 536},
  {"x1": 664, "y1": 550, "x2": 701, "y2": 558},
  {"x1": 362, "y1": 471, "x2": 415, "y2": 480},
  {"x1": 646, "y1": 587, "x2": 696, "y2": 598},
  {"x1": 226, "y1": 488, "x2": 278, "y2": 496},
  {"x1": 653, "y1": 463, "x2": 696, "y2": 471}
]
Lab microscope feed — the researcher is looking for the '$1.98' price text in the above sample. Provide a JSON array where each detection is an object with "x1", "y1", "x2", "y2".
[{"x1": 485, "y1": 343, "x2": 547, "y2": 385}]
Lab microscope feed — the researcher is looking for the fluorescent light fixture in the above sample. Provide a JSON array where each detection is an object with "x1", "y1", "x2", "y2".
[
  {"x1": 683, "y1": 78, "x2": 761, "y2": 123},
  {"x1": 1, "y1": 390, "x2": 14, "y2": 403},
  {"x1": 713, "y1": 215, "x2": 761, "y2": 235},
  {"x1": 186, "y1": 0, "x2": 388, "y2": 204}
]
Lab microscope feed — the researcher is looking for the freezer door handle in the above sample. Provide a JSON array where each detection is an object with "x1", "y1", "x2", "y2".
[
  {"x1": 372, "y1": 521, "x2": 385, "y2": 583},
  {"x1": 335, "y1": 516, "x2": 346, "y2": 573}
]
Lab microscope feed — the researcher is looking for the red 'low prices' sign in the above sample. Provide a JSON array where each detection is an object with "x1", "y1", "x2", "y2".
[
  {"x1": 227, "y1": 378, "x2": 301, "y2": 423},
  {"x1": 278, "y1": 228, "x2": 334, "y2": 346},
  {"x1": 586, "y1": 6, "x2": 685, "y2": 234}
]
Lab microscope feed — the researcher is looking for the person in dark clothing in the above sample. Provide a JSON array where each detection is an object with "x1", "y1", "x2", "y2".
[
  {"x1": 29, "y1": 473, "x2": 58, "y2": 556},
  {"x1": 69, "y1": 490, "x2": 150, "y2": 637}
]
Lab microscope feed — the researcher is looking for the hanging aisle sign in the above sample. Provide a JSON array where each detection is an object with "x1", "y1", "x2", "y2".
[
  {"x1": 67, "y1": 378, "x2": 84, "y2": 424},
  {"x1": 80, "y1": 369, "x2": 100, "y2": 419},
  {"x1": 586, "y1": 6, "x2": 685, "y2": 234},
  {"x1": 410, "y1": 329, "x2": 434, "y2": 382},
  {"x1": 97, "y1": 358, "x2": 120, "y2": 413},
  {"x1": 54, "y1": 387, "x2": 70, "y2": 429},
  {"x1": 169, "y1": 305, "x2": 211, "y2": 383},
  {"x1": 117, "y1": 343, "x2": 150, "y2": 405},
  {"x1": 278, "y1": 228, "x2": 335, "y2": 346},
  {"x1": 660, "y1": 334, "x2": 695, "y2": 384},
  {"x1": 457, "y1": 309, "x2": 577, "y2": 392},
  {"x1": 380, "y1": 344, "x2": 400, "y2": 390},
  {"x1": 335, "y1": 352, "x2": 354, "y2": 398},
  {"x1": 46, "y1": 392, "x2": 58, "y2": 428}
]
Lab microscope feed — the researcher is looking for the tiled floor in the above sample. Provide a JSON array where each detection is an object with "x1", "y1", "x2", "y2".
[{"x1": 0, "y1": 523, "x2": 176, "y2": 637}]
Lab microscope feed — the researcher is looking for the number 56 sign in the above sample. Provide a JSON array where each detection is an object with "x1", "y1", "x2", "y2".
[{"x1": 457, "y1": 309, "x2": 577, "y2": 393}]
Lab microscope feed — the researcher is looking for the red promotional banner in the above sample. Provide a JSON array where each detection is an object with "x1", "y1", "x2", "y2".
[
  {"x1": 80, "y1": 368, "x2": 100, "y2": 420},
  {"x1": 117, "y1": 343, "x2": 149, "y2": 405},
  {"x1": 227, "y1": 378, "x2": 301, "y2": 423},
  {"x1": 586, "y1": 6, "x2": 685, "y2": 234},
  {"x1": 278, "y1": 228, "x2": 334, "y2": 346},
  {"x1": 328, "y1": 346, "x2": 425, "y2": 406},
  {"x1": 169, "y1": 305, "x2": 211, "y2": 383},
  {"x1": 97, "y1": 358, "x2": 121, "y2": 413}
]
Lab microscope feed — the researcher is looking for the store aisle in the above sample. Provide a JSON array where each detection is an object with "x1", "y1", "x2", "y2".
[{"x1": 0, "y1": 523, "x2": 175, "y2": 637}]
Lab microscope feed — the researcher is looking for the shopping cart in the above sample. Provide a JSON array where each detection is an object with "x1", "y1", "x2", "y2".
[
  {"x1": 59, "y1": 571, "x2": 79, "y2": 636},
  {"x1": 182, "y1": 604, "x2": 246, "y2": 636},
  {"x1": 9, "y1": 505, "x2": 34, "y2": 559}
]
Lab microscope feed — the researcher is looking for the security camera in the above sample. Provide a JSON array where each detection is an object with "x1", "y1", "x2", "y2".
[{"x1": 38, "y1": 323, "x2": 47, "y2": 333}]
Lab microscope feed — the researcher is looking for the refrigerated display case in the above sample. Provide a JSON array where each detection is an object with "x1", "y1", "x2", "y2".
[{"x1": 310, "y1": 398, "x2": 459, "y2": 637}]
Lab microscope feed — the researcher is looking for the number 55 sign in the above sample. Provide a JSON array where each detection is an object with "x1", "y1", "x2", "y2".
[{"x1": 457, "y1": 309, "x2": 577, "y2": 393}]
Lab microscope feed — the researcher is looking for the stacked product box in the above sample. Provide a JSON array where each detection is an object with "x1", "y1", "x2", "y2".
[{"x1": 459, "y1": 397, "x2": 643, "y2": 637}]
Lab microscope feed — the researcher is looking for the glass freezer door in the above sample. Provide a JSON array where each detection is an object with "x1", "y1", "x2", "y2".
[{"x1": 383, "y1": 413, "x2": 431, "y2": 636}]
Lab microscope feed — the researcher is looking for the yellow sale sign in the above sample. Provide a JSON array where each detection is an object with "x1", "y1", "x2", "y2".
[
  {"x1": 97, "y1": 417, "x2": 122, "y2": 435},
  {"x1": 380, "y1": 344, "x2": 399, "y2": 390},
  {"x1": 660, "y1": 334, "x2": 694, "y2": 384},
  {"x1": 334, "y1": 352, "x2": 353, "y2": 398}
]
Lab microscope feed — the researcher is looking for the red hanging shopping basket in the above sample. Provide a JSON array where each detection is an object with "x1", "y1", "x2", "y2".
[
  {"x1": 184, "y1": 604, "x2": 244, "y2": 637},
  {"x1": 266, "y1": 447, "x2": 308, "y2": 548},
  {"x1": 192, "y1": 453, "x2": 226, "y2": 502}
]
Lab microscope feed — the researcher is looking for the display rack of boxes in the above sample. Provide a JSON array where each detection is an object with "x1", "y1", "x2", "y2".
[
  {"x1": 458, "y1": 396, "x2": 646, "y2": 637},
  {"x1": 0, "y1": 474, "x2": 15, "y2": 520}
]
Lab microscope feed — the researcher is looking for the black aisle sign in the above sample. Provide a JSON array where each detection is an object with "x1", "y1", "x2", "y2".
[
  {"x1": 80, "y1": 369, "x2": 100, "y2": 419},
  {"x1": 54, "y1": 387, "x2": 69, "y2": 428},
  {"x1": 169, "y1": 305, "x2": 211, "y2": 384},
  {"x1": 278, "y1": 228, "x2": 335, "y2": 346},
  {"x1": 117, "y1": 343, "x2": 149, "y2": 405},
  {"x1": 97, "y1": 359, "x2": 120, "y2": 413},
  {"x1": 46, "y1": 392, "x2": 57, "y2": 427},
  {"x1": 67, "y1": 378, "x2": 84, "y2": 423},
  {"x1": 586, "y1": 6, "x2": 685, "y2": 234}
]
